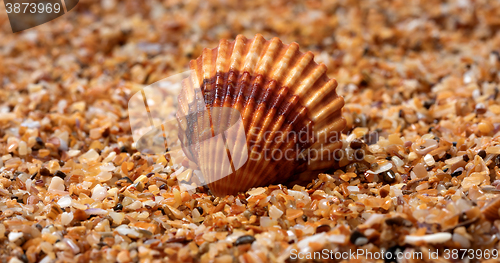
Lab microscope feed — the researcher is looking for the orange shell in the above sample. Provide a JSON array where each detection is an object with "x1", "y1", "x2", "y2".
[{"x1": 177, "y1": 34, "x2": 346, "y2": 196}]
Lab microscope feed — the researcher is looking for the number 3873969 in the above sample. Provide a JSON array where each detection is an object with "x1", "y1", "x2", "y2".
[{"x1": 5, "y1": 3, "x2": 61, "y2": 14}]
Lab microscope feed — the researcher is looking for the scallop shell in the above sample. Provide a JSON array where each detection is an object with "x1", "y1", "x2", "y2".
[{"x1": 177, "y1": 34, "x2": 345, "y2": 196}]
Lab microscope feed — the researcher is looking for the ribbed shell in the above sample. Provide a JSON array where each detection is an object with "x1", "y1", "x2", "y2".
[{"x1": 177, "y1": 34, "x2": 345, "y2": 196}]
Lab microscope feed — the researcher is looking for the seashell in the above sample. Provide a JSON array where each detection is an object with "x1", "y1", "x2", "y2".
[{"x1": 177, "y1": 34, "x2": 346, "y2": 196}]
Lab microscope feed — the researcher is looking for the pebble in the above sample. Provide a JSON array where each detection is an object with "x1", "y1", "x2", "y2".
[
  {"x1": 117, "y1": 250, "x2": 131, "y2": 263},
  {"x1": 91, "y1": 184, "x2": 108, "y2": 201},
  {"x1": 350, "y1": 138, "x2": 365, "y2": 149},
  {"x1": 79, "y1": 149, "x2": 100, "y2": 163},
  {"x1": 54, "y1": 170, "x2": 66, "y2": 179},
  {"x1": 8, "y1": 232, "x2": 23, "y2": 242},
  {"x1": 114, "y1": 203, "x2": 123, "y2": 211},
  {"x1": 195, "y1": 206, "x2": 204, "y2": 215},
  {"x1": 33, "y1": 137, "x2": 45, "y2": 150},
  {"x1": 60, "y1": 212, "x2": 74, "y2": 226},
  {"x1": 48, "y1": 177, "x2": 65, "y2": 191},
  {"x1": 424, "y1": 154, "x2": 435, "y2": 166},
  {"x1": 349, "y1": 230, "x2": 367, "y2": 245},
  {"x1": 475, "y1": 103, "x2": 487, "y2": 114},
  {"x1": 404, "y1": 232, "x2": 452, "y2": 245},
  {"x1": 486, "y1": 146, "x2": 500, "y2": 155},
  {"x1": 452, "y1": 168, "x2": 464, "y2": 177},
  {"x1": 18, "y1": 141, "x2": 27, "y2": 156},
  {"x1": 316, "y1": 224, "x2": 331, "y2": 233},
  {"x1": 96, "y1": 171, "x2": 113, "y2": 182},
  {"x1": 381, "y1": 170, "x2": 396, "y2": 183},
  {"x1": 57, "y1": 196, "x2": 72, "y2": 208},
  {"x1": 234, "y1": 235, "x2": 256, "y2": 246},
  {"x1": 269, "y1": 205, "x2": 283, "y2": 220},
  {"x1": 110, "y1": 211, "x2": 125, "y2": 224}
]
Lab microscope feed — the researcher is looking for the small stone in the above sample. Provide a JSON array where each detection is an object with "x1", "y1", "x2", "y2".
[
  {"x1": 35, "y1": 179, "x2": 44, "y2": 186},
  {"x1": 148, "y1": 185, "x2": 160, "y2": 194},
  {"x1": 478, "y1": 150, "x2": 486, "y2": 159},
  {"x1": 117, "y1": 177, "x2": 133, "y2": 185},
  {"x1": 247, "y1": 187, "x2": 266, "y2": 196},
  {"x1": 96, "y1": 171, "x2": 112, "y2": 182},
  {"x1": 38, "y1": 149, "x2": 51, "y2": 157},
  {"x1": 57, "y1": 196, "x2": 72, "y2": 208},
  {"x1": 486, "y1": 146, "x2": 500, "y2": 155},
  {"x1": 126, "y1": 201, "x2": 142, "y2": 210},
  {"x1": 424, "y1": 154, "x2": 435, "y2": 166},
  {"x1": 60, "y1": 212, "x2": 74, "y2": 226},
  {"x1": 117, "y1": 250, "x2": 131, "y2": 263},
  {"x1": 408, "y1": 152, "x2": 418, "y2": 161},
  {"x1": 269, "y1": 205, "x2": 283, "y2": 220},
  {"x1": 33, "y1": 137, "x2": 45, "y2": 150},
  {"x1": 316, "y1": 224, "x2": 331, "y2": 233},
  {"x1": 423, "y1": 99, "x2": 435, "y2": 109},
  {"x1": 286, "y1": 209, "x2": 304, "y2": 221},
  {"x1": 18, "y1": 141, "x2": 27, "y2": 156},
  {"x1": 195, "y1": 206, "x2": 204, "y2": 215},
  {"x1": 462, "y1": 154, "x2": 470, "y2": 162},
  {"x1": 349, "y1": 230, "x2": 367, "y2": 245},
  {"x1": 382, "y1": 170, "x2": 396, "y2": 183},
  {"x1": 48, "y1": 177, "x2": 65, "y2": 191},
  {"x1": 350, "y1": 139, "x2": 365, "y2": 149},
  {"x1": 478, "y1": 121, "x2": 493, "y2": 134},
  {"x1": 54, "y1": 170, "x2": 66, "y2": 179},
  {"x1": 79, "y1": 149, "x2": 100, "y2": 163},
  {"x1": 114, "y1": 203, "x2": 123, "y2": 211},
  {"x1": 39, "y1": 167, "x2": 51, "y2": 177},
  {"x1": 8, "y1": 232, "x2": 23, "y2": 242},
  {"x1": 8, "y1": 257, "x2": 23, "y2": 263},
  {"x1": 234, "y1": 235, "x2": 256, "y2": 246},
  {"x1": 452, "y1": 168, "x2": 464, "y2": 177},
  {"x1": 475, "y1": 103, "x2": 487, "y2": 114},
  {"x1": 110, "y1": 211, "x2": 125, "y2": 224},
  {"x1": 91, "y1": 184, "x2": 108, "y2": 201},
  {"x1": 89, "y1": 128, "x2": 103, "y2": 140}
]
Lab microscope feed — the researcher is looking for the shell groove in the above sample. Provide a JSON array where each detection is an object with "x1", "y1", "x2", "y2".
[{"x1": 177, "y1": 34, "x2": 346, "y2": 196}]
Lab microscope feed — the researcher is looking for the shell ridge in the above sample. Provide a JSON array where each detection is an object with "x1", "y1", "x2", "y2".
[
  {"x1": 311, "y1": 96, "x2": 345, "y2": 123},
  {"x1": 270, "y1": 43, "x2": 299, "y2": 82},
  {"x1": 255, "y1": 37, "x2": 281, "y2": 76},
  {"x1": 252, "y1": 84, "x2": 288, "y2": 150},
  {"x1": 293, "y1": 64, "x2": 327, "y2": 98},
  {"x1": 304, "y1": 79, "x2": 338, "y2": 108},
  {"x1": 228, "y1": 35, "x2": 247, "y2": 72},
  {"x1": 241, "y1": 75, "x2": 264, "y2": 131},
  {"x1": 242, "y1": 35, "x2": 265, "y2": 74},
  {"x1": 215, "y1": 39, "x2": 230, "y2": 73},
  {"x1": 245, "y1": 81, "x2": 276, "y2": 146},
  {"x1": 201, "y1": 48, "x2": 214, "y2": 84},
  {"x1": 284, "y1": 51, "x2": 314, "y2": 90}
]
